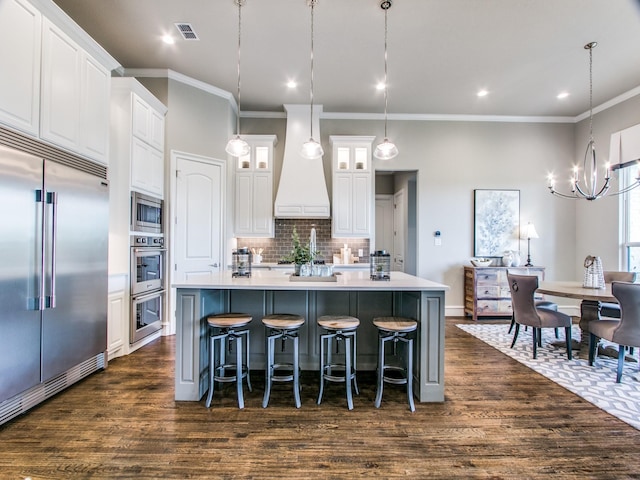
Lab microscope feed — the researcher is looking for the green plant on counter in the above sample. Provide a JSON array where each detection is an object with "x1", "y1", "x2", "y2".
[{"x1": 281, "y1": 226, "x2": 315, "y2": 265}]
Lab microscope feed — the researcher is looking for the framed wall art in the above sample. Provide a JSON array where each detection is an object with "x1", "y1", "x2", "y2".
[{"x1": 473, "y1": 189, "x2": 520, "y2": 257}]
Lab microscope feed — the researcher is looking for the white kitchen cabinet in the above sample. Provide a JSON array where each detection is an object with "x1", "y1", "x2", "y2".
[
  {"x1": 131, "y1": 136, "x2": 164, "y2": 198},
  {"x1": 234, "y1": 135, "x2": 277, "y2": 237},
  {"x1": 329, "y1": 136, "x2": 375, "y2": 238},
  {"x1": 111, "y1": 78, "x2": 167, "y2": 199},
  {"x1": 107, "y1": 274, "x2": 128, "y2": 360},
  {"x1": 132, "y1": 94, "x2": 165, "y2": 151},
  {"x1": 0, "y1": 0, "x2": 41, "y2": 136},
  {"x1": 40, "y1": 17, "x2": 111, "y2": 165}
]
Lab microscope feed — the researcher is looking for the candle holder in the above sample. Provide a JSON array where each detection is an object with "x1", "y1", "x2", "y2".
[
  {"x1": 232, "y1": 247, "x2": 252, "y2": 277},
  {"x1": 370, "y1": 250, "x2": 391, "y2": 281}
]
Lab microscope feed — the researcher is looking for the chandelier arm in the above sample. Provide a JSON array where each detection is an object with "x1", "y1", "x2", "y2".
[{"x1": 548, "y1": 188, "x2": 581, "y2": 199}]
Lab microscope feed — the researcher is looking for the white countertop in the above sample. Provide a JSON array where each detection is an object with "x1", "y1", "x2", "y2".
[
  {"x1": 172, "y1": 269, "x2": 449, "y2": 292},
  {"x1": 251, "y1": 262, "x2": 369, "y2": 269}
]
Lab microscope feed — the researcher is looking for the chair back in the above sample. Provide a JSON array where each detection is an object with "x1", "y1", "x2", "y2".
[
  {"x1": 611, "y1": 282, "x2": 640, "y2": 347},
  {"x1": 604, "y1": 271, "x2": 637, "y2": 283},
  {"x1": 507, "y1": 273, "x2": 541, "y2": 328}
]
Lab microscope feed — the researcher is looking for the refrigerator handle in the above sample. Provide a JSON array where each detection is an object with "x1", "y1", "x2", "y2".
[
  {"x1": 34, "y1": 189, "x2": 45, "y2": 311},
  {"x1": 46, "y1": 191, "x2": 58, "y2": 309}
]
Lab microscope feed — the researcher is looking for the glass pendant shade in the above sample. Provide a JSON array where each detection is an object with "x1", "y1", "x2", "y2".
[
  {"x1": 374, "y1": 1, "x2": 398, "y2": 161},
  {"x1": 374, "y1": 137, "x2": 398, "y2": 160},
  {"x1": 226, "y1": 135, "x2": 250, "y2": 157},
  {"x1": 301, "y1": 138, "x2": 324, "y2": 159}
]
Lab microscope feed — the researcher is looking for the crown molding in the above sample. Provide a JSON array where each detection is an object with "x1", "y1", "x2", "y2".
[
  {"x1": 120, "y1": 69, "x2": 640, "y2": 125},
  {"x1": 122, "y1": 68, "x2": 238, "y2": 114}
]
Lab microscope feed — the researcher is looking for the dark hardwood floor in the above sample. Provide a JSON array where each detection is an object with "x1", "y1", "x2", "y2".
[{"x1": 2, "y1": 317, "x2": 639, "y2": 479}]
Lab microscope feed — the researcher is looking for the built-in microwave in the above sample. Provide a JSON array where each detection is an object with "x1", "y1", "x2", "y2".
[{"x1": 131, "y1": 191, "x2": 163, "y2": 234}]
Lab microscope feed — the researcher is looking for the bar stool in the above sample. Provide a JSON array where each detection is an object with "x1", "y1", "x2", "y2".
[
  {"x1": 373, "y1": 316, "x2": 417, "y2": 412},
  {"x1": 316, "y1": 315, "x2": 360, "y2": 410},
  {"x1": 205, "y1": 313, "x2": 252, "y2": 409},
  {"x1": 262, "y1": 313, "x2": 306, "y2": 408}
]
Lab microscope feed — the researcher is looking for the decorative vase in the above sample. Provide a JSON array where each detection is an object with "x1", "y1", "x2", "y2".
[
  {"x1": 502, "y1": 251, "x2": 514, "y2": 267},
  {"x1": 511, "y1": 251, "x2": 521, "y2": 267}
]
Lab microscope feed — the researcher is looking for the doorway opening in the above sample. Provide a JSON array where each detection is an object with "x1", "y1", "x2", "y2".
[{"x1": 374, "y1": 170, "x2": 417, "y2": 275}]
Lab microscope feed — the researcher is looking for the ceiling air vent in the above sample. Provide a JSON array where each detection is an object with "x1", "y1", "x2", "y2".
[{"x1": 174, "y1": 23, "x2": 199, "y2": 40}]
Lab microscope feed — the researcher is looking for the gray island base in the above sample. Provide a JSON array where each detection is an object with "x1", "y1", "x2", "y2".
[{"x1": 173, "y1": 270, "x2": 448, "y2": 403}]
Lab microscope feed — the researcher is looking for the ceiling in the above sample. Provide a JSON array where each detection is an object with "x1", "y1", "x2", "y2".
[{"x1": 53, "y1": 0, "x2": 640, "y2": 118}]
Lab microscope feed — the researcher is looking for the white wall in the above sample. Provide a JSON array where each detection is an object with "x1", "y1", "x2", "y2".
[
  {"x1": 139, "y1": 74, "x2": 640, "y2": 315},
  {"x1": 573, "y1": 94, "x2": 640, "y2": 277}
]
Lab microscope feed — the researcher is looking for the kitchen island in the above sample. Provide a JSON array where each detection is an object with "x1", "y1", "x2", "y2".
[{"x1": 173, "y1": 270, "x2": 448, "y2": 403}]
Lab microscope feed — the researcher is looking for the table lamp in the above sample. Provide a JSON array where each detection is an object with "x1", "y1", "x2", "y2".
[{"x1": 521, "y1": 223, "x2": 539, "y2": 267}]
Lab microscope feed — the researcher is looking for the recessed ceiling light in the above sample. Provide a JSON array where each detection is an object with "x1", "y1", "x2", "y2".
[
  {"x1": 557, "y1": 92, "x2": 569, "y2": 99},
  {"x1": 162, "y1": 35, "x2": 175, "y2": 45},
  {"x1": 376, "y1": 82, "x2": 386, "y2": 91},
  {"x1": 287, "y1": 80, "x2": 297, "y2": 89},
  {"x1": 477, "y1": 89, "x2": 489, "y2": 97}
]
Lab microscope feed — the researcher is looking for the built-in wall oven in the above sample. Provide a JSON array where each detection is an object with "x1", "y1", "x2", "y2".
[
  {"x1": 130, "y1": 235, "x2": 165, "y2": 343},
  {"x1": 131, "y1": 191, "x2": 163, "y2": 234}
]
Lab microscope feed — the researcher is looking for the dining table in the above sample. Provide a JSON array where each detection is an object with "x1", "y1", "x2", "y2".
[{"x1": 537, "y1": 281, "x2": 617, "y2": 357}]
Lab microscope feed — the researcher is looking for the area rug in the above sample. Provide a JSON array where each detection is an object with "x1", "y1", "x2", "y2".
[{"x1": 456, "y1": 323, "x2": 640, "y2": 431}]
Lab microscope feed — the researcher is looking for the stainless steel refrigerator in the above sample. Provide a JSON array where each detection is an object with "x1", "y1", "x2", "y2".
[{"x1": 0, "y1": 143, "x2": 108, "y2": 407}]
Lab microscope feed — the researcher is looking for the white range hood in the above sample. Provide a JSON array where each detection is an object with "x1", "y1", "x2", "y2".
[{"x1": 274, "y1": 104, "x2": 330, "y2": 218}]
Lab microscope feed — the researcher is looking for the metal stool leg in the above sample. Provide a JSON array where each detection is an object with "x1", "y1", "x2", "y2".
[
  {"x1": 235, "y1": 335, "x2": 244, "y2": 409},
  {"x1": 241, "y1": 329, "x2": 252, "y2": 392},
  {"x1": 345, "y1": 335, "x2": 354, "y2": 410},
  {"x1": 374, "y1": 333, "x2": 386, "y2": 408},
  {"x1": 293, "y1": 333, "x2": 301, "y2": 408},
  {"x1": 262, "y1": 332, "x2": 274, "y2": 408},
  {"x1": 206, "y1": 333, "x2": 216, "y2": 408},
  {"x1": 406, "y1": 336, "x2": 415, "y2": 412},
  {"x1": 349, "y1": 331, "x2": 360, "y2": 395},
  {"x1": 317, "y1": 333, "x2": 328, "y2": 404}
]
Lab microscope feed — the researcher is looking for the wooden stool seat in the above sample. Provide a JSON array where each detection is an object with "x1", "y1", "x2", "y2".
[
  {"x1": 207, "y1": 313, "x2": 252, "y2": 329},
  {"x1": 373, "y1": 317, "x2": 418, "y2": 333},
  {"x1": 317, "y1": 315, "x2": 360, "y2": 331},
  {"x1": 262, "y1": 313, "x2": 305, "y2": 329},
  {"x1": 373, "y1": 316, "x2": 416, "y2": 412}
]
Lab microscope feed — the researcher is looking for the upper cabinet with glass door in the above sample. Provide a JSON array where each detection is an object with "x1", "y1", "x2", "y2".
[
  {"x1": 235, "y1": 136, "x2": 274, "y2": 172},
  {"x1": 333, "y1": 139, "x2": 372, "y2": 173},
  {"x1": 234, "y1": 135, "x2": 277, "y2": 237}
]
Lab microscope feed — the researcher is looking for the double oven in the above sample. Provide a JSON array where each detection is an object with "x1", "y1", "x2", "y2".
[{"x1": 130, "y1": 192, "x2": 165, "y2": 344}]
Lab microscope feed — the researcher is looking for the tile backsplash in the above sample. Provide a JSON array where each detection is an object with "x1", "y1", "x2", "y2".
[{"x1": 237, "y1": 219, "x2": 370, "y2": 264}]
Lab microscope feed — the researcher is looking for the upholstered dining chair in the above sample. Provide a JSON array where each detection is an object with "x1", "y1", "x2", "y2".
[
  {"x1": 507, "y1": 273, "x2": 573, "y2": 359},
  {"x1": 588, "y1": 281, "x2": 640, "y2": 383},
  {"x1": 600, "y1": 271, "x2": 637, "y2": 318}
]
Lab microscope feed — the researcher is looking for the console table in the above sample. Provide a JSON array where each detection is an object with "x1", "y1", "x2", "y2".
[{"x1": 464, "y1": 266, "x2": 545, "y2": 321}]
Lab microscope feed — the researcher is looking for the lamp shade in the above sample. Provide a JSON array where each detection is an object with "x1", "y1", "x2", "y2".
[
  {"x1": 521, "y1": 223, "x2": 539, "y2": 240},
  {"x1": 300, "y1": 138, "x2": 324, "y2": 159},
  {"x1": 226, "y1": 135, "x2": 250, "y2": 157},
  {"x1": 374, "y1": 138, "x2": 398, "y2": 160}
]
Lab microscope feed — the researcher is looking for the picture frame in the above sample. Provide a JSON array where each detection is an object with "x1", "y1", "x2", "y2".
[{"x1": 473, "y1": 189, "x2": 520, "y2": 257}]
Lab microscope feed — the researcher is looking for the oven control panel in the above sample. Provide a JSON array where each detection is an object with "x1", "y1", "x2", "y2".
[{"x1": 131, "y1": 235, "x2": 164, "y2": 247}]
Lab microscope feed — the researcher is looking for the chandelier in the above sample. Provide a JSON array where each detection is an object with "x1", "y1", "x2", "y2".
[
  {"x1": 225, "y1": 0, "x2": 250, "y2": 157},
  {"x1": 300, "y1": 0, "x2": 324, "y2": 160},
  {"x1": 373, "y1": 0, "x2": 398, "y2": 160},
  {"x1": 548, "y1": 42, "x2": 640, "y2": 200}
]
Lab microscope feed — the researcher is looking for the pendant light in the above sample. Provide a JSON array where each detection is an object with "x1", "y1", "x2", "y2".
[
  {"x1": 300, "y1": 0, "x2": 324, "y2": 160},
  {"x1": 225, "y1": 0, "x2": 250, "y2": 157},
  {"x1": 548, "y1": 42, "x2": 640, "y2": 200},
  {"x1": 374, "y1": 0, "x2": 398, "y2": 160}
]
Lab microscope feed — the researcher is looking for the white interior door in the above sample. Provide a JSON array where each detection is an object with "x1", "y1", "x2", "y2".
[
  {"x1": 393, "y1": 189, "x2": 406, "y2": 272},
  {"x1": 375, "y1": 194, "x2": 394, "y2": 255},
  {"x1": 173, "y1": 152, "x2": 225, "y2": 280}
]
